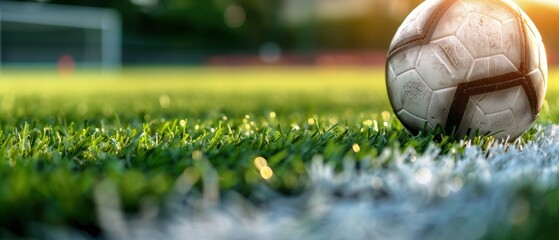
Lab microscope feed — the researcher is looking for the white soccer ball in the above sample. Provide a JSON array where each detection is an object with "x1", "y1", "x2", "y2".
[{"x1": 386, "y1": 0, "x2": 547, "y2": 139}]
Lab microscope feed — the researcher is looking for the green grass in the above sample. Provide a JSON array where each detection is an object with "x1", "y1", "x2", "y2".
[{"x1": 0, "y1": 67, "x2": 557, "y2": 237}]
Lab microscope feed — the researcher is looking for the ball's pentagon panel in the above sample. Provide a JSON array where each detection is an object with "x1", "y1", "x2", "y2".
[{"x1": 386, "y1": 0, "x2": 548, "y2": 139}]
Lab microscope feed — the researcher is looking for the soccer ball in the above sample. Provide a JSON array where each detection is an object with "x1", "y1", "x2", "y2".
[{"x1": 386, "y1": 0, "x2": 547, "y2": 139}]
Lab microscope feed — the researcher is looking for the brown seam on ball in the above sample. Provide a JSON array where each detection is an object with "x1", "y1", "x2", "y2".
[
  {"x1": 445, "y1": 73, "x2": 525, "y2": 133},
  {"x1": 511, "y1": 0, "x2": 539, "y2": 116},
  {"x1": 387, "y1": 0, "x2": 458, "y2": 61},
  {"x1": 386, "y1": 0, "x2": 458, "y2": 135},
  {"x1": 444, "y1": 0, "x2": 540, "y2": 134},
  {"x1": 522, "y1": 74, "x2": 539, "y2": 115}
]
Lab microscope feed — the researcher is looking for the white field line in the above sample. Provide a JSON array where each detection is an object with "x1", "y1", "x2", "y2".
[{"x1": 53, "y1": 124, "x2": 559, "y2": 239}]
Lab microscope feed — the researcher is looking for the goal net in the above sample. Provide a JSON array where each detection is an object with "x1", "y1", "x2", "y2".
[{"x1": 0, "y1": 1, "x2": 121, "y2": 71}]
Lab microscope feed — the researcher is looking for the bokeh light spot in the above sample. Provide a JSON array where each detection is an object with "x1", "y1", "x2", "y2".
[
  {"x1": 450, "y1": 177, "x2": 464, "y2": 192},
  {"x1": 437, "y1": 185, "x2": 450, "y2": 198},
  {"x1": 192, "y1": 150, "x2": 202, "y2": 160},
  {"x1": 77, "y1": 102, "x2": 88, "y2": 116},
  {"x1": 371, "y1": 177, "x2": 383, "y2": 189},
  {"x1": 381, "y1": 111, "x2": 391, "y2": 121},
  {"x1": 259, "y1": 42, "x2": 282, "y2": 63},
  {"x1": 415, "y1": 167, "x2": 432, "y2": 185},
  {"x1": 509, "y1": 198, "x2": 530, "y2": 225},
  {"x1": 57, "y1": 54, "x2": 75, "y2": 77},
  {"x1": 224, "y1": 5, "x2": 246, "y2": 28},
  {"x1": 159, "y1": 95, "x2": 171, "y2": 108}
]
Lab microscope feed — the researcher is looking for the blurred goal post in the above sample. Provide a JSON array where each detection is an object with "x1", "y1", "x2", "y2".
[{"x1": 0, "y1": 1, "x2": 121, "y2": 71}]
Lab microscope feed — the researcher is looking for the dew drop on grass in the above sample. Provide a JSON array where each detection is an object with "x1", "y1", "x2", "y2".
[
  {"x1": 253, "y1": 157, "x2": 268, "y2": 170},
  {"x1": 260, "y1": 166, "x2": 274, "y2": 180},
  {"x1": 352, "y1": 144, "x2": 361, "y2": 153},
  {"x1": 308, "y1": 118, "x2": 316, "y2": 126},
  {"x1": 269, "y1": 112, "x2": 276, "y2": 118},
  {"x1": 180, "y1": 120, "x2": 187, "y2": 128}
]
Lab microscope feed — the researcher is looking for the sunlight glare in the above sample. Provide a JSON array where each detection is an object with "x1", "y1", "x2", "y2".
[{"x1": 515, "y1": 0, "x2": 559, "y2": 8}]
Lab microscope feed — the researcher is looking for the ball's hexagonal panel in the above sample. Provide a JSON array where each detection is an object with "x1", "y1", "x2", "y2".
[
  {"x1": 389, "y1": 0, "x2": 444, "y2": 50},
  {"x1": 387, "y1": 64, "x2": 402, "y2": 112},
  {"x1": 502, "y1": 19, "x2": 522, "y2": 69},
  {"x1": 467, "y1": 58, "x2": 490, "y2": 81},
  {"x1": 528, "y1": 68, "x2": 546, "y2": 111},
  {"x1": 415, "y1": 45, "x2": 455, "y2": 91},
  {"x1": 390, "y1": 47, "x2": 421, "y2": 76},
  {"x1": 460, "y1": 0, "x2": 517, "y2": 22},
  {"x1": 462, "y1": 105, "x2": 486, "y2": 137},
  {"x1": 475, "y1": 86, "x2": 521, "y2": 114},
  {"x1": 509, "y1": 87, "x2": 533, "y2": 132},
  {"x1": 397, "y1": 70, "x2": 433, "y2": 119},
  {"x1": 525, "y1": 26, "x2": 542, "y2": 73},
  {"x1": 480, "y1": 110, "x2": 517, "y2": 139},
  {"x1": 432, "y1": 36, "x2": 474, "y2": 81},
  {"x1": 431, "y1": 1, "x2": 470, "y2": 41},
  {"x1": 467, "y1": 55, "x2": 517, "y2": 81},
  {"x1": 456, "y1": 98, "x2": 480, "y2": 137},
  {"x1": 397, "y1": 109, "x2": 427, "y2": 131},
  {"x1": 427, "y1": 87, "x2": 457, "y2": 128},
  {"x1": 456, "y1": 12, "x2": 503, "y2": 58},
  {"x1": 507, "y1": 91, "x2": 534, "y2": 140},
  {"x1": 455, "y1": 86, "x2": 527, "y2": 139}
]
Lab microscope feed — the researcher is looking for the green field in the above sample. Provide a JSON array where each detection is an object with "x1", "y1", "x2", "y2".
[{"x1": 0, "y1": 67, "x2": 558, "y2": 238}]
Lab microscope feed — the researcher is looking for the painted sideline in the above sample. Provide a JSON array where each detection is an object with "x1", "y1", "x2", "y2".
[{"x1": 49, "y1": 124, "x2": 559, "y2": 239}]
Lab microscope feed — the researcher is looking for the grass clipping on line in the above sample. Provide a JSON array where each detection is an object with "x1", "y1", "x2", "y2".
[{"x1": 76, "y1": 124, "x2": 559, "y2": 240}]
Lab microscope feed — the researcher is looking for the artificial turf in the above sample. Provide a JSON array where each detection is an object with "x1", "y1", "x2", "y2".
[{"x1": 0, "y1": 67, "x2": 557, "y2": 238}]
